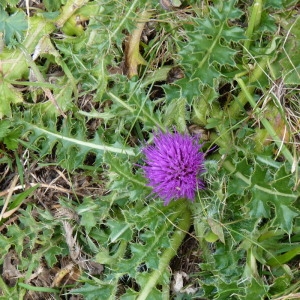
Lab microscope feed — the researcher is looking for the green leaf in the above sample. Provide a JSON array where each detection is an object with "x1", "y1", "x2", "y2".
[
  {"x1": 107, "y1": 220, "x2": 133, "y2": 243},
  {"x1": 250, "y1": 164, "x2": 299, "y2": 233},
  {"x1": 105, "y1": 153, "x2": 147, "y2": 202},
  {"x1": 178, "y1": 0, "x2": 245, "y2": 87},
  {"x1": 0, "y1": 0, "x2": 19, "y2": 8},
  {"x1": 265, "y1": 0, "x2": 285, "y2": 8},
  {"x1": 265, "y1": 0, "x2": 298, "y2": 9},
  {"x1": 192, "y1": 60, "x2": 221, "y2": 86},
  {"x1": 216, "y1": 281, "x2": 241, "y2": 300},
  {"x1": 227, "y1": 158, "x2": 252, "y2": 196},
  {"x1": 0, "y1": 80, "x2": 23, "y2": 118},
  {"x1": 269, "y1": 273, "x2": 293, "y2": 294},
  {"x1": 0, "y1": 8, "x2": 27, "y2": 45},
  {"x1": 267, "y1": 246, "x2": 300, "y2": 266},
  {"x1": 18, "y1": 112, "x2": 135, "y2": 170},
  {"x1": 5, "y1": 224, "x2": 25, "y2": 255},
  {"x1": 163, "y1": 98, "x2": 187, "y2": 132},
  {"x1": 119, "y1": 289, "x2": 139, "y2": 300},
  {"x1": 274, "y1": 205, "x2": 298, "y2": 235},
  {"x1": 75, "y1": 198, "x2": 99, "y2": 233},
  {"x1": 0, "y1": 119, "x2": 10, "y2": 138},
  {"x1": 163, "y1": 77, "x2": 201, "y2": 106},
  {"x1": 0, "y1": 235, "x2": 12, "y2": 260},
  {"x1": 44, "y1": 245, "x2": 62, "y2": 267},
  {"x1": 227, "y1": 159, "x2": 299, "y2": 233},
  {"x1": 71, "y1": 281, "x2": 115, "y2": 300},
  {"x1": 7, "y1": 185, "x2": 39, "y2": 211},
  {"x1": 197, "y1": 17, "x2": 244, "y2": 43},
  {"x1": 210, "y1": 0, "x2": 244, "y2": 20},
  {"x1": 131, "y1": 242, "x2": 160, "y2": 269},
  {"x1": 3, "y1": 126, "x2": 21, "y2": 150},
  {"x1": 243, "y1": 278, "x2": 268, "y2": 300},
  {"x1": 249, "y1": 189, "x2": 272, "y2": 218},
  {"x1": 43, "y1": 0, "x2": 64, "y2": 11}
]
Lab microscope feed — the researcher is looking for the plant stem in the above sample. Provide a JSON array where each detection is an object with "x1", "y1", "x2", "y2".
[
  {"x1": 55, "y1": 0, "x2": 89, "y2": 28},
  {"x1": 243, "y1": 0, "x2": 263, "y2": 53},
  {"x1": 137, "y1": 204, "x2": 191, "y2": 300},
  {"x1": 227, "y1": 57, "x2": 268, "y2": 119},
  {"x1": 222, "y1": 160, "x2": 250, "y2": 184}
]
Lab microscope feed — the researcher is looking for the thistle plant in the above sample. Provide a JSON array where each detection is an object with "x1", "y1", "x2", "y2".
[{"x1": 0, "y1": 0, "x2": 299, "y2": 299}]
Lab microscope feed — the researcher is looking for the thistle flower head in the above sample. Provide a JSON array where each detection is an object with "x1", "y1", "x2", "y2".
[{"x1": 142, "y1": 131, "x2": 205, "y2": 205}]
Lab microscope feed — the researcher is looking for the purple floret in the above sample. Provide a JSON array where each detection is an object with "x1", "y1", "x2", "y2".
[{"x1": 142, "y1": 131, "x2": 205, "y2": 205}]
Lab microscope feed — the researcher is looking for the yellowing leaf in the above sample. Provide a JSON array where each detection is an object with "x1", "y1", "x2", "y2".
[
  {"x1": 124, "y1": 10, "x2": 151, "y2": 78},
  {"x1": 207, "y1": 218, "x2": 225, "y2": 244}
]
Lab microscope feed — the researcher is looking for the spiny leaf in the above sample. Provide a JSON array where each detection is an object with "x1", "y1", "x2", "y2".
[
  {"x1": 0, "y1": 80, "x2": 23, "y2": 118},
  {"x1": 243, "y1": 278, "x2": 268, "y2": 300},
  {"x1": 163, "y1": 77, "x2": 201, "y2": 106},
  {"x1": 0, "y1": 8, "x2": 27, "y2": 46},
  {"x1": 18, "y1": 113, "x2": 135, "y2": 170},
  {"x1": 178, "y1": 0, "x2": 245, "y2": 87},
  {"x1": 210, "y1": 0, "x2": 244, "y2": 21},
  {"x1": 107, "y1": 219, "x2": 133, "y2": 243},
  {"x1": 100, "y1": 203, "x2": 181, "y2": 286},
  {"x1": 75, "y1": 198, "x2": 107, "y2": 234},
  {"x1": 43, "y1": 0, "x2": 64, "y2": 12},
  {"x1": 163, "y1": 98, "x2": 187, "y2": 131},
  {"x1": 0, "y1": 0, "x2": 19, "y2": 9},
  {"x1": 0, "y1": 119, "x2": 20, "y2": 149},
  {"x1": 105, "y1": 153, "x2": 147, "y2": 202},
  {"x1": 71, "y1": 281, "x2": 116, "y2": 300},
  {"x1": 227, "y1": 159, "x2": 299, "y2": 233},
  {"x1": 107, "y1": 87, "x2": 164, "y2": 131},
  {"x1": 44, "y1": 245, "x2": 62, "y2": 267}
]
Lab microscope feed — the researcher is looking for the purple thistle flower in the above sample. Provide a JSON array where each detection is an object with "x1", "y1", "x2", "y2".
[{"x1": 142, "y1": 131, "x2": 205, "y2": 205}]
